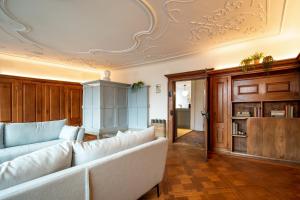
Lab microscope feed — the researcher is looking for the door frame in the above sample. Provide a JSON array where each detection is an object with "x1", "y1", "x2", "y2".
[{"x1": 165, "y1": 69, "x2": 213, "y2": 145}]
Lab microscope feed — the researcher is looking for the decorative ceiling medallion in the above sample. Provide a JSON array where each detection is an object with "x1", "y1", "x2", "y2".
[{"x1": 189, "y1": 0, "x2": 267, "y2": 43}]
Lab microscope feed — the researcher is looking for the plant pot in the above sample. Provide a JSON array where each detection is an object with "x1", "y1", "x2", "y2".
[{"x1": 254, "y1": 59, "x2": 260, "y2": 64}]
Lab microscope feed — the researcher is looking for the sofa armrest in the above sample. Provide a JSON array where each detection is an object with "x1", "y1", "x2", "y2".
[
  {"x1": 0, "y1": 167, "x2": 89, "y2": 200},
  {"x1": 76, "y1": 128, "x2": 85, "y2": 142}
]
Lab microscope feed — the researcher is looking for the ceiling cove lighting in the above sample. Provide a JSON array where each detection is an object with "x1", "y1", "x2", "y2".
[{"x1": 0, "y1": 53, "x2": 102, "y2": 73}]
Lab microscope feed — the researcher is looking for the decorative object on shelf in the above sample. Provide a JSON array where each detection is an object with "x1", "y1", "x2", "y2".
[
  {"x1": 155, "y1": 84, "x2": 161, "y2": 94},
  {"x1": 236, "y1": 111, "x2": 251, "y2": 117},
  {"x1": 251, "y1": 52, "x2": 264, "y2": 64},
  {"x1": 131, "y1": 81, "x2": 144, "y2": 91},
  {"x1": 270, "y1": 110, "x2": 286, "y2": 118},
  {"x1": 102, "y1": 70, "x2": 111, "y2": 81},
  {"x1": 240, "y1": 57, "x2": 253, "y2": 72},
  {"x1": 262, "y1": 55, "x2": 274, "y2": 72},
  {"x1": 285, "y1": 105, "x2": 294, "y2": 118}
]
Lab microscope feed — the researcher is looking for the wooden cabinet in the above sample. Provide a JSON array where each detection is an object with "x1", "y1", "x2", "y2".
[
  {"x1": 211, "y1": 76, "x2": 229, "y2": 150},
  {"x1": 0, "y1": 75, "x2": 82, "y2": 126},
  {"x1": 247, "y1": 118, "x2": 300, "y2": 161},
  {"x1": 233, "y1": 73, "x2": 300, "y2": 102}
]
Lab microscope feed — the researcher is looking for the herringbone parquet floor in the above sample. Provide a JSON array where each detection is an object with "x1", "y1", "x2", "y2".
[{"x1": 140, "y1": 144, "x2": 300, "y2": 200}]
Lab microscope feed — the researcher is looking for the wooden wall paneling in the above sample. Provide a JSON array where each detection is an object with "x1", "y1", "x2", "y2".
[
  {"x1": 0, "y1": 78, "x2": 13, "y2": 122},
  {"x1": 60, "y1": 86, "x2": 66, "y2": 119},
  {"x1": 22, "y1": 81, "x2": 42, "y2": 122},
  {"x1": 247, "y1": 118, "x2": 263, "y2": 156},
  {"x1": 67, "y1": 86, "x2": 82, "y2": 125},
  {"x1": 49, "y1": 85, "x2": 61, "y2": 121}
]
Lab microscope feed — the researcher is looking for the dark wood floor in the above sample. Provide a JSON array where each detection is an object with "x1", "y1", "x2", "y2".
[
  {"x1": 175, "y1": 131, "x2": 205, "y2": 147},
  {"x1": 141, "y1": 144, "x2": 300, "y2": 200}
]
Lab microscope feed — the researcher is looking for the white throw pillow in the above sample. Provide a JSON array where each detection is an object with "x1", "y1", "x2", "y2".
[
  {"x1": 59, "y1": 125, "x2": 79, "y2": 140},
  {"x1": 116, "y1": 130, "x2": 126, "y2": 137},
  {"x1": 72, "y1": 126, "x2": 155, "y2": 166},
  {"x1": 0, "y1": 142, "x2": 72, "y2": 190}
]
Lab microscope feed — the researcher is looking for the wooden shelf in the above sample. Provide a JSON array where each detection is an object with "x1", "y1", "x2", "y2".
[
  {"x1": 232, "y1": 134, "x2": 247, "y2": 138},
  {"x1": 232, "y1": 116, "x2": 249, "y2": 120}
]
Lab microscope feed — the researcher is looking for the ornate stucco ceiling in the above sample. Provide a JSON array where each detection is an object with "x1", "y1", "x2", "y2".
[{"x1": 0, "y1": 0, "x2": 288, "y2": 70}]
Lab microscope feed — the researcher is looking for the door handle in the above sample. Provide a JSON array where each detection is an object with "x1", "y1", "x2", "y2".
[{"x1": 201, "y1": 111, "x2": 209, "y2": 119}]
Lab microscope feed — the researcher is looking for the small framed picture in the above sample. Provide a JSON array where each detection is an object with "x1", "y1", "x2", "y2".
[{"x1": 156, "y1": 84, "x2": 161, "y2": 94}]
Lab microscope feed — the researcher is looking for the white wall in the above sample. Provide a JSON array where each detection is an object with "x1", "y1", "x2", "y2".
[
  {"x1": 111, "y1": 1, "x2": 300, "y2": 122},
  {"x1": 175, "y1": 81, "x2": 191, "y2": 108}
]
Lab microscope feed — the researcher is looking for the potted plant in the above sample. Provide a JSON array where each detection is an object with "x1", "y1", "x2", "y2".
[
  {"x1": 262, "y1": 55, "x2": 274, "y2": 72},
  {"x1": 240, "y1": 57, "x2": 253, "y2": 72},
  {"x1": 131, "y1": 81, "x2": 144, "y2": 91},
  {"x1": 251, "y1": 52, "x2": 264, "y2": 64}
]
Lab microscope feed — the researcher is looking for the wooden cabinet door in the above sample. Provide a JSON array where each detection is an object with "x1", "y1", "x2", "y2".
[
  {"x1": 67, "y1": 86, "x2": 82, "y2": 126},
  {"x1": 212, "y1": 77, "x2": 229, "y2": 149}
]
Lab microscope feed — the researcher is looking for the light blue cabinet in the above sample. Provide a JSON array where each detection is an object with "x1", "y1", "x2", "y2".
[
  {"x1": 82, "y1": 80, "x2": 149, "y2": 136},
  {"x1": 128, "y1": 86, "x2": 149, "y2": 129}
]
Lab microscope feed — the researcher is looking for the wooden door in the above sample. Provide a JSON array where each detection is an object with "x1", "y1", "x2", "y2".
[
  {"x1": 212, "y1": 76, "x2": 229, "y2": 150},
  {"x1": 202, "y1": 78, "x2": 209, "y2": 161}
]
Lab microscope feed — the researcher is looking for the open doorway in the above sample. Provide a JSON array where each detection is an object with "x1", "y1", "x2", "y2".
[{"x1": 174, "y1": 79, "x2": 206, "y2": 147}]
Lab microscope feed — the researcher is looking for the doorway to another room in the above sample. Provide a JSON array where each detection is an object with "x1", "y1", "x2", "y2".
[{"x1": 175, "y1": 79, "x2": 206, "y2": 147}]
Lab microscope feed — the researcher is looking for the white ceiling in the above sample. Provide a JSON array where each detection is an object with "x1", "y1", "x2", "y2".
[{"x1": 0, "y1": 0, "x2": 289, "y2": 70}]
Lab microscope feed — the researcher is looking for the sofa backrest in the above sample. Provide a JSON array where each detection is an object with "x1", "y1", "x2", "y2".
[
  {"x1": 88, "y1": 137, "x2": 168, "y2": 200},
  {"x1": 4, "y1": 119, "x2": 66, "y2": 147}
]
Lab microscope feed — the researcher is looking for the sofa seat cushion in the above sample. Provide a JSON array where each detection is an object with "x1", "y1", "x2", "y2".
[
  {"x1": 0, "y1": 139, "x2": 65, "y2": 164},
  {"x1": 4, "y1": 119, "x2": 66, "y2": 147},
  {"x1": 72, "y1": 126, "x2": 155, "y2": 166},
  {"x1": 0, "y1": 142, "x2": 72, "y2": 190}
]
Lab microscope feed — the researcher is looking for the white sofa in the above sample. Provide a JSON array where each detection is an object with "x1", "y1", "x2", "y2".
[
  {"x1": 0, "y1": 120, "x2": 85, "y2": 164},
  {"x1": 0, "y1": 129, "x2": 168, "y2": 200}
]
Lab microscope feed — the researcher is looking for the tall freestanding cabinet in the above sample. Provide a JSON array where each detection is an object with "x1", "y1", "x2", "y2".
[{"x1": 82, "y1": 80, "x2": 149, "y2": 137}]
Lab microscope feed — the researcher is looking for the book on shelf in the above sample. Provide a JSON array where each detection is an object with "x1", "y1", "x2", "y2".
[
  {"x1": 271, "y1": 110, "x2": 285, "y2": 118},
  {"x1": 253, "y1": 106, "x2": 262, "y2": 117},
  {"x1": 285, "y1": 105, "x2": 294, "y2": 118}
]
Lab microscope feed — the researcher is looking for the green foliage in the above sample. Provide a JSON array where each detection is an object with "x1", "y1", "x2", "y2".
[
  {"x1": 262, "y1": 55, "x2": 274, "y2": 72},
  {"x1": 251, "y1": 52, "x2": 264, "y2": 60},
  {"x1": 131, "y1": 81, "x2": 144, "y2": 91},
  {"x1": 240, "y1": 57, "x2": 253, "y2": 72}
]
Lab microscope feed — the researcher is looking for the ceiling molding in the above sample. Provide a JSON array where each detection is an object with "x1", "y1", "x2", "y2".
[
  {"x1": 0, "y1": 0, "x2": 158, "y2": 54},
  {"x1": 0, "y1": 0, "x2": 290, "y2": 70}
]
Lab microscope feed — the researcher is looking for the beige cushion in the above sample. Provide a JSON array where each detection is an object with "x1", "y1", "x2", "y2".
[
  {"x1": 72, "y1": 127, "x2": 155, "y2": 166},
  {"x1": 59, "y1": 125, "x2": 79, "y2": 141},
  {"x1": 0, "y1": 142, "x2": 72, "y2": 190}
]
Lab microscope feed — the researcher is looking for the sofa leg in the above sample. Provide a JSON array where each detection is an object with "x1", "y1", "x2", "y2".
[{"x1": 156, "y1": 184, "x2": 160, "y2": 197}]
